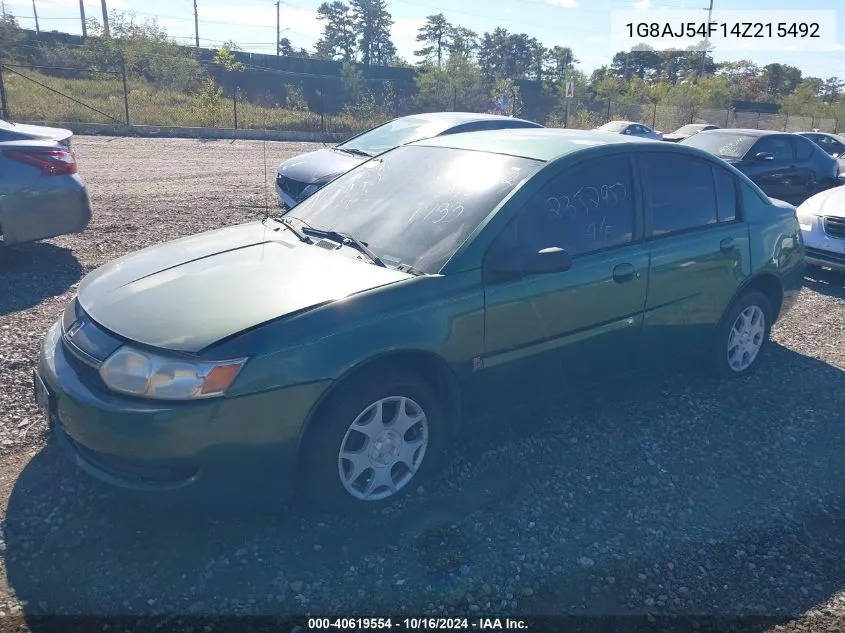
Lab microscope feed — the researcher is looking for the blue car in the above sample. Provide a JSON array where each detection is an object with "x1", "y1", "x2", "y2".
[
  {"x1": 275, "y1": 112, "x2": 543, "y2": 208},
  {"x1": 681, "y1": 129, "x2": 840, "y2": 205}
]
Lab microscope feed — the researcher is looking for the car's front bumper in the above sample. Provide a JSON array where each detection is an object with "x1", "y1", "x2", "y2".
[
  {"x1": 36, "y1": 320, "x2": 329, "y2": 496},
  {"x1": 801, "y1": 215, "x2": 845, "y2": 271}
]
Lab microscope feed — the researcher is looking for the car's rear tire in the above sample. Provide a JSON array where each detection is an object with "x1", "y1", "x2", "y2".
[
  {"x1": 298, "y1": 369, "x2": 447, "y2": 515},
  {"x1": 710, "y1": 290, "x2": 773, "y2": 379}
]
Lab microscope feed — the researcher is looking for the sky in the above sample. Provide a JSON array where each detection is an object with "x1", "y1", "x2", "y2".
[{"x1": 6, "y1": 0, "x2": 845, "y2": 80}]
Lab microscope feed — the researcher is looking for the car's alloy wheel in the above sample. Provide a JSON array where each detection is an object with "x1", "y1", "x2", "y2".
[
  {"x1": 337, "y1": 396, "x2": 429, "y2": 501},
  {"x1": 726, "y1": 305, "x2": 766, "y2": 372},
  {"x1": 711, "y1": 290, "x2": 773, "y2": 379}
]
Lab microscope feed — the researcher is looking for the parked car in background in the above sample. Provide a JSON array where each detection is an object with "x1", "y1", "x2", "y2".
[
  {"x1": 37, "y1": 128, "x2": 804, "y2": 514},
  {"x1": 274, "y1": 112, "x2": 543, "y2": 208},
  {"x1": 594, "y1": 120, "x2": 663, "y2": 140},
  {"x1": 680, "y1": 129, "x2": 840, "y2": 205},
  {"x1": 0, "y1": 121, "x2": 91, "y2": 246},
  {"x1": 663, "y1": 123, "x2": 720, "y2": 143},
  {"x1": 796, "y1": 185, "x2": 845, "y2": 271},
  {"x1": 797, "y1": 131, "x2": 845, "y2": 173}
]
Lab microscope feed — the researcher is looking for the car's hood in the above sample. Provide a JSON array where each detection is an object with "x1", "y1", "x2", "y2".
[
  {"x1": 277, "y1": 147, "x2": 366, "y2": 184},
  {"x1": 0, "y1": 121, "x2": 72, "y2": 144},
  {"x1": 76, "y1": 221, "x2": 411, "y2": 353},
  {"x1": 797, "y1": 186, "x2": 845, "y2": 218}
]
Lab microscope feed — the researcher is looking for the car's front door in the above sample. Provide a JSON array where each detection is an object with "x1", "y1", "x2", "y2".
[
  {"x1": 638, "y1": 152, "x2": 752, "y2": 366},
  {"x1": 742, "y1": 135, "x2": 797, "y2": 200},
  {"x1": 478, "y1": 154, "x2": 650, "y2": 411}
]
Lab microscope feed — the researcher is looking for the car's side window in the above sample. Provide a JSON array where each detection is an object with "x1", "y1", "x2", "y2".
[
  {"x1": 792, "y1": 137, "x2": 816, "y2": 161},
  {"x1": 713, "y1": 167, "x2": 738, "y2": 223},
  {"x1": 753, "y1": 136, "x2": 794, "y2": 161},
  {"x1": 502, "y1": 156, "x2": 636, "y2": 257},
  {"x1": 814, "y1": 136, "x2": 844, "y2": 154},
  {"x1": 641, "y1": 153, "x2": 718, "y2": 236}
]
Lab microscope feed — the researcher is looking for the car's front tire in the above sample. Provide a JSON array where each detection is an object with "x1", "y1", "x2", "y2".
[
  {"x1": 299, "y1": 369, "x2": 447, "y2": 514},
  {"x1": 711, "y1": 290, "x2": 773, "y2": 379}
]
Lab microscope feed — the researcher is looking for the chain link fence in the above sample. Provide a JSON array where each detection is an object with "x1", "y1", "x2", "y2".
[{"x1": 0, "y1": 54, "x2": 841, "y2": 136}]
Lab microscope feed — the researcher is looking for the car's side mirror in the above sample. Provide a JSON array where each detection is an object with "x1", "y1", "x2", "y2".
[
  {"x1": 754, "y1": 152, "x2": 775, "y2": 161},
  {"x1": 485, "y1": 246, "x2": 573, "y2": 282}
]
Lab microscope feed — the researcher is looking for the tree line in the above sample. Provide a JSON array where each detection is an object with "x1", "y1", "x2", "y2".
[{"x1": 311, "y1": 6, "x2": 845, "y2": 123}]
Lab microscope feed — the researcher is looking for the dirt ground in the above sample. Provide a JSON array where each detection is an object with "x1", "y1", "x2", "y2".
[{"x1": 1, "y1": 136, "x2": 844, "y2": 632}]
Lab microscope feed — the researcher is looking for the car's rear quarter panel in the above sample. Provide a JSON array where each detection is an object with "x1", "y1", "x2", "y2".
[{"x1": 742, "y1": 187, "x2": 806, "y2": 318}]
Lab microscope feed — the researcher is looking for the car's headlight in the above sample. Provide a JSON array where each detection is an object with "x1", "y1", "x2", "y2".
[
  {"x1": 99, "y1": 346, "x2": 247, "y2": 400},
  {"x1": 795, "y1": 205, "x2": 816, "y2": 231}
]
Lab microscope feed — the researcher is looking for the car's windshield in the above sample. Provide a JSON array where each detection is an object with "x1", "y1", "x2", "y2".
[
  {"x1": 680, "y1": 131, "x2": 757, "y2": 159},
  {"x1": 339, "y1": 117, "x2": 454, "y2": 156},
  {"x1": 284, "y1": 145, "x2": 542, "y2": 273},
  {"x1": 676, "y1": 124, "x2": 705, "y2": 134},
  {"x1": 598, "y1": 121, "x2": 628, "y2": 133}
]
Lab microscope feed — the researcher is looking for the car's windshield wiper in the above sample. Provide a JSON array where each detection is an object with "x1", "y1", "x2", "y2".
[
  {"x1": 274, "y1": 216, "x2": 312, "y2": 243},
  {"x1": 288, "y1": 218, "x2": 387, "y2": 268},
  {"x1": 334, "y1": 146, "x2": 372, "y2": 158}
]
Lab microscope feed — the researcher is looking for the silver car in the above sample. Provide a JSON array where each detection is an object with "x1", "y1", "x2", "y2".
[
  {"x1": 595, "y1": 120, "x2": 663, "y2": 141},
  {"x1": 0, "y1": 120, "x2": 92, "y2": 246},
  {"x1": 275, "y1": 112, "x2": 543, "y2": 208},
  {"x1": 797, "y1": 185, "x2": 845, "y2": 271}
]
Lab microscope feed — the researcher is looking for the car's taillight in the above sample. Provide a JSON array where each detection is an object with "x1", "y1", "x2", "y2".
[{"x1": 4, "y1": 149, "x2": 78, "y2": 176}]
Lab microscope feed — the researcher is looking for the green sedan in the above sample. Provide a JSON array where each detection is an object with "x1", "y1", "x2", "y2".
[{"x1": 35, "y1": 128, "x2": 805, "y2": 513}]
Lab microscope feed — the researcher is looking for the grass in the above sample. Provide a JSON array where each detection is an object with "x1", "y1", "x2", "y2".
[{"x1": 4, "y1": 70, "x2": 381, "y2": 134}]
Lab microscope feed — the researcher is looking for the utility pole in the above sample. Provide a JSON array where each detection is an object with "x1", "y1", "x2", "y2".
[
  {"x1": 275, "y1": 0, "x2": 280, "y2": 56},
  {"x1": 193, "y1": 0, "x2": 199, "y2": 48},
  {"x1": 31, "y1": 0, "x2": 40, "y2": 34},
  {"x1": 699, "y1": 0, "x2": 714, "y2": 76},
  {"x1": 100, "y1": 0, "x2": 109, "y2": 37},
  {"x1": 2, "y1": 0, "x2": 6, "y2": 19},
  {"x1": 79, "y1": 0, "x2": 87, "y2": 38}
]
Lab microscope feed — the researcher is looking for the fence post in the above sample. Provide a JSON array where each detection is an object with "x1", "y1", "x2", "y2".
[
  {"x1": 724, "y1": 108, "x2": 730, "y2": 127},
  {"x1": 320, "y1": 78, "x2": 326, "y2": 135},
  {"x1": 810, "y1": 115, "x2": 815, "y2": 130},
  {"x1": 756, "y1": 111, "x2": 761, "y2": 129},
  {"x1": 0, "y1": 64, "x2": 9, "y2": 120},
  {"x1": 452, "y1": 84, "x2": 457, "y2": 110},
  {"x1": 652, "y1": 102, "x2": 657, "y2": 128},
  {"x1": 607, "y1": 99, "x2": 612, "y2": 121},
  {"x1": 119, "y1": 55, "x2": 130, "y2": 125},
  {"x1": 783, "y1": 113, "x2": 788, "y2": 131},
  {"x1": 232, "y1": 82, "x2": 238, "y2": 130}
]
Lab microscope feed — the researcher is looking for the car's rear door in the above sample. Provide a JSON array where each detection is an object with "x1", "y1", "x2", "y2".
[
  {"x1": 790, "y1": 135, "x2": 820, "y2": 199},
  {"x1": 478, "y1": 153, "x2": 649, "y2": 411},
  {"x1": 638, "y1": 152, "x2": 751, "y2": 367}
]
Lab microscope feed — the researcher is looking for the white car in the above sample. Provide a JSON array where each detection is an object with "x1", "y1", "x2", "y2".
[{"x1": 796, "y1": 186, "x2": 845, "y2": 271}]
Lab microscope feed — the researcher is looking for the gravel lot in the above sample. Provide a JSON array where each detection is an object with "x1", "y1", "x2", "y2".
[{"x1": 1, "y1": 136, "x2": 845, "y2": 632}]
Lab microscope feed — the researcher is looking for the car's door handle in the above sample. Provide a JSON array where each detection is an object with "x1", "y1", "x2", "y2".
[
  {"x1": 720, "y1": 237, "x2": 735, "y2": 253},
  {"x1": 612, "y1": 263, "x2": 637, "y2": 283}
]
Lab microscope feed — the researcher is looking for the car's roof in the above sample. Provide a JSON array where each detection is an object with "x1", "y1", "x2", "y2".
[
  {"x1": 400, "y1": 111, "x2": 539, "y2": 126},
  {"x1": 796, "y1": 131, "x2": 839, "y2": 137},
  {"x1": 699, "y1": 128, "x2": 782, "y2": 137},
  {"x1": 412, "y1": 128, "x2": 662, "y2": 161}
]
